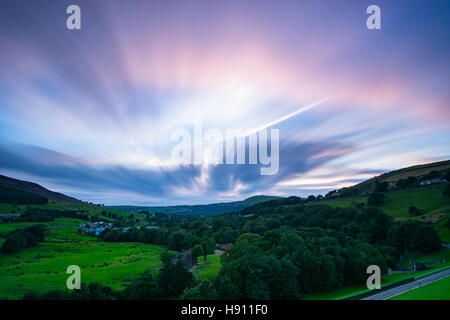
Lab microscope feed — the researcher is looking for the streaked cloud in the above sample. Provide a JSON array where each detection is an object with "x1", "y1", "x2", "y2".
[{"x1": 0, "y1": 0, "x2": 448, "y2": 204}]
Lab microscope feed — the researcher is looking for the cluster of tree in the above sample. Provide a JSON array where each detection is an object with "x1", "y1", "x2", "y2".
[
  {"x1": 123, "y1": 252, "x2": 194, "y2": 299},
  {"x1": 374, "y1": 181, "x2": 389, "y2": 192},
  {"x1": 103, "y1": 200, "x2": 440, "y2": 258},
  {"x1": 181, "y1": 206, "x2": 440, "y2": 299},
  {"x1": 387, "y1": 221, "x2": 441, "y2": 254},
  {"x1": 182, "y1": 229, "x2": 391, "y2": 299},
  {"x1": 110, "y1": 214, "x2": 143, "y2": 227},
  {"x1": 333, "y1": 187, "x2": 362, "y2": 198},
  {"x1": 1, "y1": 224, "x2": 46, "y2": 254},
  {"x1": 367, "y1": 192, "x2": 384, "y2": 206},
  {"x1": 0, "y1": 186, "x2": 48, "y2": 205},
  {"x1": 396, "y1": 176, "x2": 417, "y2": 189},
  {"x1": 97, "y1": 199, "x2": 440, "y2": 300},
  {"x1": 16, "y1": 208, "x2": 90, "y2": 223},
  {"x1": 99, "y1": 226, "x2": 216, "y2": 258},
  {"x1": 101, "y1": 210, "x2": 119, "y2": 219},
  {"x1": 22, "y1": 251, "x2": 194, "y2": 300}
]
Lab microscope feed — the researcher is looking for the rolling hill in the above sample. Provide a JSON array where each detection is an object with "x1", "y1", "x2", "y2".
[
  {"x1": 110, "y1": 195, "x2": 283, "y2": 216},
  {"x1": 327, "y1": 160, "x2": 450, "y2": 198},
  {"x1": 0, "y1": 175, "x2": 81, "y2": 204}
]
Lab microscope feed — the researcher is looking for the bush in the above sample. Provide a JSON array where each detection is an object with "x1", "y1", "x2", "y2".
[
  {"x1": 396, "y1": 176, "x2": 417, "y2": 189},
  {"x1": 1, "y1": 224, "x2": 46, "y2": 254}
]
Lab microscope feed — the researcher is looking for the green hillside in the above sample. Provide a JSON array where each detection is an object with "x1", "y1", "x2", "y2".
[
  {"x1": 110, "y1": 195, "x2": 283, "y2": 216},
  {"x1": 326, "y1": 160, "x2": 450, "y2": 199},
  {"x1": 320, "y1": 183, "x2": 449, "y2": 222}
]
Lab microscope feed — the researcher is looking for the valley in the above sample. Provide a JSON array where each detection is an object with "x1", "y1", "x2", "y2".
[{"x1": 0, "y1": 160, "x2": 449, "y2": 300}]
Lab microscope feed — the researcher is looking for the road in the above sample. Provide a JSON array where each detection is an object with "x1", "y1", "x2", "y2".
[{"x1": 362, "y1": 268, "x2": 450, "y2": 300}]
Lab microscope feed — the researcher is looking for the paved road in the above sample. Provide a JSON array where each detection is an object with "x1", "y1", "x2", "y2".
[{"x1": 362, "y1": 268, "x2": 450, "y2": 300}]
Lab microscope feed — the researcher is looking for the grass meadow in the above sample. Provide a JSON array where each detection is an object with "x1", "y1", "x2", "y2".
[
  {"x1": 389, "y1": 275, "x2": 450, "y2": 300},
  {"x1": 0, "y1": 217, "x2": 174, "y2": 299}
]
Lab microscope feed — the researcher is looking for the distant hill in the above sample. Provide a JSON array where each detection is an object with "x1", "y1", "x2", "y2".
[
  {"x1": 110, "y1": 195, "x2": 283, "y2": 216},
  {"x1": 0, "y1": 175, "x2": 81, "y2": 204},
  {"x1": 329, "y1": 160, "x2": 450, "y2": 198}
]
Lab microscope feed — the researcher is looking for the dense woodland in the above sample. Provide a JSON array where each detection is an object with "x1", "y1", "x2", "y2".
[{"x1": 88, "y1": 197, "x2": 441, "y2": 299}]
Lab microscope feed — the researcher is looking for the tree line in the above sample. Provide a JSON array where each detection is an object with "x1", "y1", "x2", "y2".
[{"x1": 1, "y1": 224, "x2": 46, "y2": 254}]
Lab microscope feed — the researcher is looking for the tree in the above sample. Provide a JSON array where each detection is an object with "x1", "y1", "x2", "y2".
[
  {"x1": 123, "y1": 270, "x2": 161, "y2": 300},
  {"x1": 168, "y1": 231, "x2": 190, "y2": 251},
  {"x1": 1, "y1": 233, "x2": 27, "y2": 253},
  {"x1": 375, "y1": 181, "x2": 389, "y2": 192},
  {"x1": 191, "y1": 244, "x2": 204, "y2": 264},
  {"x1": 389, "y1": 221, "x2": 441, "y2": 254},
  {"x1": 396, "y1": 176, "x2": 416, "y2": 189},
  {"x1": 158, "y1": 253, "x2": 194, "y2": 297},
  {"x1": 200, "y1": 236, "x2": 216, "y2": 262},
  {"x1": 367, "y1": 192, "x2": 384, "y2": 206}
]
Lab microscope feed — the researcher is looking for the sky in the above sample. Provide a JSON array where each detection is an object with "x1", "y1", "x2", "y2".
[{"x1": 0, "y1": 0, "x2": 449, "y2": 205}]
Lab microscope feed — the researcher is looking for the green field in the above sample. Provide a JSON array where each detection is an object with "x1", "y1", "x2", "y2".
[
  {"x1": 380, "y1": 184, "x2": 449, "y2": 219},
  {"x1": 389, "y1": 275, "x2": 450, "y2": 300},
  {"x1": 320, "y1": 184, "x2": 449, "y2": 220},
  {"x1": 0, "y1": 218, "x2": 174, "y2": 299},
  {"x1": 194, "y1": 254, "x2": 223, "y2": 280}
]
